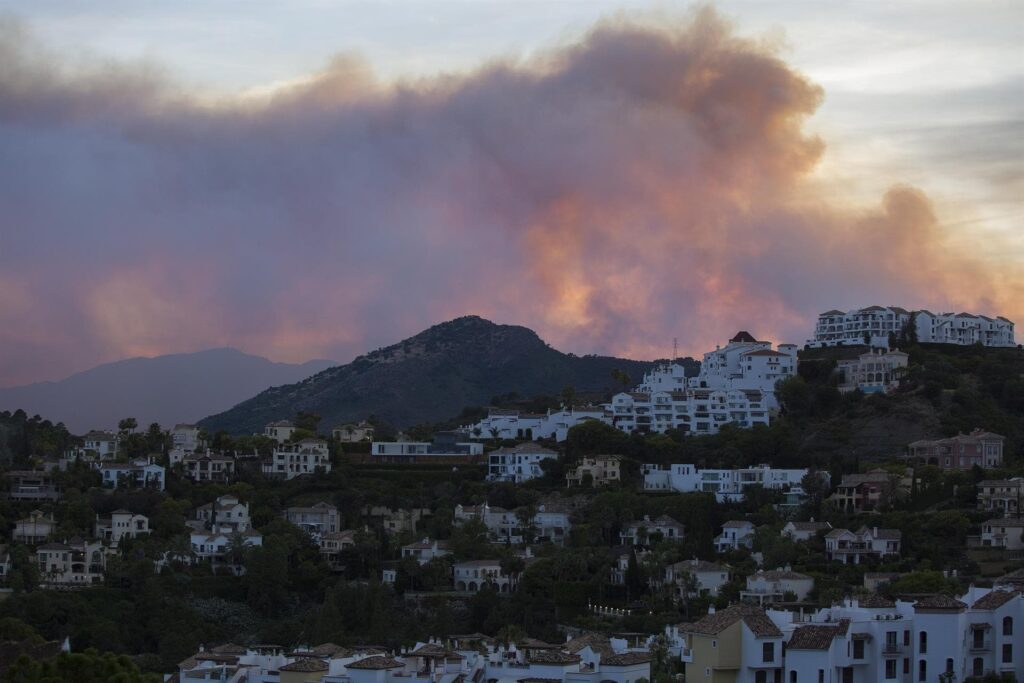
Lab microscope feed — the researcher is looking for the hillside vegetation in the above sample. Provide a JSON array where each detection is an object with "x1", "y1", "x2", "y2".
[{"x1": 200, "y1": 316, "x2": 668, "y2": 434}]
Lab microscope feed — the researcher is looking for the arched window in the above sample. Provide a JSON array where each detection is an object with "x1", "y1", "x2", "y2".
[
  {"x1": 790, "y1": 672, "x2": 797, "y2": 683},
  {"x1": 918, "y1": 660, "x2": 926, "y2": 682},
  {"x1": 945, "y1": 659, "x2": 953, "y2": 673},
  {"x1": 1003, "y1": 616, "x2": 1013, "y2": 636},
  {"x1": 919, "y1": 631, "x2": 927, "y2": 654}
]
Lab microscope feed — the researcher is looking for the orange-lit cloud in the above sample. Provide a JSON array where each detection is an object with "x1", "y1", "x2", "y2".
[{"x1": 0, "y1": 9, "x2": 1021, "y2": 388}]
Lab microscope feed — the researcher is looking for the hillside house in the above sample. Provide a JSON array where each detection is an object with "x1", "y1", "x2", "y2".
[
  {"x1": 265, "y1": 438, "x2": 331, "y2": 479},
  {"x1": 486, "y1": 442, "x2": 558, "y2": 483},
  {"x1": 907, "y1": 429, "x2": 1006, "y2": 470},
  {"x1": 13, "y1": 510, "x2": 56, "y2": 544},
  {"x1": 715, "y1": 520, "x2": 755, "y2": 552},
  {"x1": 741, "y1": 569, "x2": 814, "y2": 605},
  {"x1": 824, "y1": 527, "x2": 902, "y2": 564},
  {"x1": 566, "y1": 455, "x2": 622, "y2": 487},
  {"x1": 94, "y1": 510, "x2": 150, "y2": 545},
  {"x1": 620, "y1": 515, "x2": 685, "y2": 546}
]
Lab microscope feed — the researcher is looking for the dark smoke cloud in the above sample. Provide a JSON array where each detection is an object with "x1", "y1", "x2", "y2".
[{"x1": 0, "y1": 9, "x2": 1020, "y2": 387}]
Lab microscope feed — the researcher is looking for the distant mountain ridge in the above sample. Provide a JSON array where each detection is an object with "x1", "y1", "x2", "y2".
[
  {"x1": 0, "y1": 349, "x2": 336, "y2": 433},
  {"x1": 199, "y1": 316, "x2": 674, "y2": 434}
]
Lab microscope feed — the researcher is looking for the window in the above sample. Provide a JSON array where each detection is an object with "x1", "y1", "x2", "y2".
[
  {"x1": 919, "y1": 631, "x2": 927, "y2": 654},
  {"x1": 919, "y1": 660, "x2": 926, "y2": 682},
  {"x1": 756, "y1": 672, "x2": 767, "y2": 683},
  {"x1": 885, "y1": 660, "x2": 897, "y2": 679},
  {"x1": 1004, "y1": 617, "x2": 1014, "y2": 636},
  {"x1": 853, "y1": 640, "x2": 865, "y2": 659},
  {"x1": 903, "y1": 659, "x2": 909, "y2": 675},
  {"x1": 973, "y1": 658, "x2": 983, "y2": 677},
  {"x1": 945, "y1": 659, "x2": 953, "y2": 673},
  {"x1": 763, "y1": 642, "x2": 775, "y2": 663},
  {"x1": 1003, "y1": 644, "x2": 1012, "y2": 664},
  {"x1": 903, "y1": 630, "x2": 910, "y2": 646},
  {"x1": 712, "y1": 640, "x2": 717, "y2": 648},
  {"x1": 790, "y1": 672, "x2": 797, "y2": 683},
  {"x1": 818, "y1": 671, "x2": 824, "y2": 683}
]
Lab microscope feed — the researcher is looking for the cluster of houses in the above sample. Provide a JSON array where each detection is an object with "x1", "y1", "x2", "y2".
[
  {"x1": 461, "y1": 331, "x2": 797, "y2": 441},
  {"x1": 808, "y1": 306, "x2": 1016, "y2": 348},
  {"x1": 172, "y1": 634, "x2": 658, "y2": 683},
  {"x1": 168, "y1": 586, "x2": 1024, "y2": 683},
  {"x1": 682, "y1": 586, "x2": 1023, "y2": 683},
  {"x1": 641, "y1": 464, "x2": 821, "y2": 503}
]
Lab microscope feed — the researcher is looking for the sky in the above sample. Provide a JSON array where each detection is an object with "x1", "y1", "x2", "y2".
[{"x1": 0, "y1": 1, "x2": 1022, "y2": 387}]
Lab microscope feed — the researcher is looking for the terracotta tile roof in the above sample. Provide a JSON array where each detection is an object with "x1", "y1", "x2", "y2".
[
  {"x1": 347, "y1": 656, "x2": 405, "y2": 670},
  {"x1": 518, "y1": 638, "x2": 562, "y2": 650},
  {"x1": 787, "y1": 625, "x2": 840, "y2": 650},
  {"x1": 684, "y1": 604, "x2": 782, "y2": 638},
  {"x1": 914, "y1": 594, "x2": 967, "y2": 611},
  {"x1": 526, "y1": 650, "x2": 581, "y2": 665},
  {"x1": 602, "y1": 652, "x2": 653, "y2": 666},
  {"x1": 971, "y1": 590, "x2": 1019, "y2": 610},
  {"x1": 564, "y1": 632, "x2": 614, "y2": 657},
  {"x1": 411, "y1": 643, "x2": 463, "y2": 659},
  {"x1": 280, "y1": 658, "x2": 328, "y2": 672},
  {"x1": 857, "y1": 595, "x2": 895, "y2": 608},
  {"x1": 210, "y1": 643, "x2": 247, "y2": 655},
  {"x1": 730, "y1": 331, "x2": 760, "y2": 343}
]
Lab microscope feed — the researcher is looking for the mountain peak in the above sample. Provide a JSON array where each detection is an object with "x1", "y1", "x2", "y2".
[{"x1": 199, "y1": 318, "x2": 655, "y2": 433}]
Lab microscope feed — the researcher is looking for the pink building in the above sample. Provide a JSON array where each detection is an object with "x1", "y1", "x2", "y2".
[{"x1": 907, "y1": 429, "x2": 1004, "y2": 470}]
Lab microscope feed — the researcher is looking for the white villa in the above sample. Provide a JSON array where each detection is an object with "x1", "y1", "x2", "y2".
[
  {"x1": 663, "y1": 559, "x2": 730, "y2": 598},
  {"x1": 715, "y1": 520, "x2": 756, "y2": 552},
  {"x1": 809, "y1": 306, "x2": 1015, "y2": 348},
  {"x1": 486, "y1": 442, "x2": 558, "y2": 483},
  {"x1": 401, "y1": 538, "x2": 451, "y2": 565},
  {"x1": 94, "y1": 510, "x2": 150, "y2": 545},
  {"x1": 452, "y1": 559, "x2": 518, "y2": 593},
  {"x1": 837, "y1": 349, "x2": 910, "y2": 394},
  {"x1": 981, "y1": 518, "x2": 1024, "y2": 552},
  {"x1": 641, "y1": 463, "x2": 819, "y2": 501},
  {"x1": 741, "y1": 568, "x2": 814, "y2": 605},
  {"x1": 99, "y1": 457, "x2": 166, "y2": 491},
  {"x1": 824, "y1": 527, "x2": 902, "y2": 564},
  {"x1": 194, "y1": 495, "x2": 251, "y2": 533},
  {"x1": 36, "y1": 538, "x2": 106, "y2": 587},
  {"x1": 620, "y1": 515, "x2": 685, "y2": 546},
  {"x1": 264, "y1": 438, "x2": 331, "y2": 479},
  {"x1": 264, "y1": 420, "x2": 296, "y2": 444}
]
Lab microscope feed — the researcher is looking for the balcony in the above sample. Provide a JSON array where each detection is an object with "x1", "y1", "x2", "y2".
[
  {"x1": 883, "y1": 643, "x2": 903, "y2": 655},
  {"x1": 968, "y1": 640, "x2": 991, "y2": 653}
]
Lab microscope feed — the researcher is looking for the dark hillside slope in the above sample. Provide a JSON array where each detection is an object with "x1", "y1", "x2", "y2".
[{"x1": 200, "y1": 316, "x2": 665, "y2": 433}]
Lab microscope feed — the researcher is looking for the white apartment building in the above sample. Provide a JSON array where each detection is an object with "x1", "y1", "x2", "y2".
[
  {"x1": 768, "y1": 589, "x2": 1024, "y2": 683},
  {"x1": 94, "y1": 510, "x2": 150, "y2": 545},
  {"x1": 916, "y1": 310, "x2": 1016, "y2": 347},
  {"x1": 190, "y1": 529, "x2": 263, "y2": 564},
  {"x1": 809, "y1": 307, "x2": 1016, "y2": 348},
  {"x1": 265, "y1": 438, "x2": 331, "y2": 479},
  {"x1": 715, "y1": 520, "x2": 756, "y2": 552},
  {"x1": 487, "y1": 442, "x2": 558, "y2": 482},
  {"x1": 824, "y1": 527, "x2": 902, "y2": 564},
  {"x1": 36, "y1": 538, "x2": 106, "y2": 587},
  {"x1": 837, "y1": 349, "x2": 909, "y2": 394},
  {"x1": 642, "y1": 464, "x2": 818, "y2": 501}
]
